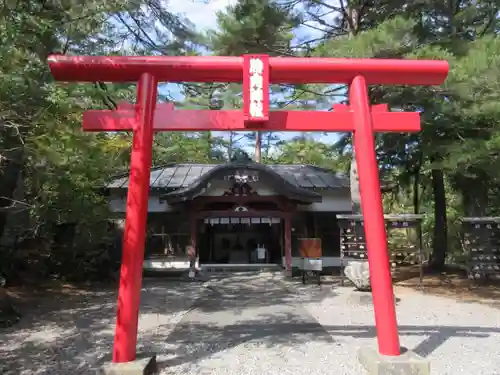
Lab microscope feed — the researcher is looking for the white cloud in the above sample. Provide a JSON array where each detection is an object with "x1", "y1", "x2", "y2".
[{"x1": 167, "y1": 0, "x2": 237, "y2": 31}]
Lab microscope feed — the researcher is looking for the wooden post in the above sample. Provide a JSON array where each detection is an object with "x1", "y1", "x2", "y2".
[
  {"x1": 189, "y1": 217, "x2": 197, "y2": 277},
  {"x1": 284, "y1": 215, "x2": 292, "y2": 276}
]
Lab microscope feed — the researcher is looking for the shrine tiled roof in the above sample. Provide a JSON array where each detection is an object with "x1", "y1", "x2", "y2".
[{"x1": 106, "y1": 163, "x2": 349, "y2": 191}]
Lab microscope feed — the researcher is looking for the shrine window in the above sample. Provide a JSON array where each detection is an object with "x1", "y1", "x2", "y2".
[{"x1": 145, "y1": 213, "x2": 190, "y2": 258}]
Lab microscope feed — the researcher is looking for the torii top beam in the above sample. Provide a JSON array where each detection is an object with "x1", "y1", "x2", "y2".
[{"x1": 47, "y1": 55, "x2": 448, "y2": 85}]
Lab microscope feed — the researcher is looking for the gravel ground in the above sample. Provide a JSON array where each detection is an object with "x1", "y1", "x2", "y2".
[
  {"x1": 158, "y1": 272, "x2": 364, "y2": 375},
  {"x1": 278, "y1": 275, "x2": 500, "y2": 375},
  {"x1": 0, "y1": 279, "x2": 205, "y2": 375},
  {"x1": 2, "y1": 273, "x2": 499, "y2": 375}
]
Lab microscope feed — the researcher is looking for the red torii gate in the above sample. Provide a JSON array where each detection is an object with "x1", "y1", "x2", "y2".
[{"x1": 47, "y1": 55, "x2": 448, "y2": 366}]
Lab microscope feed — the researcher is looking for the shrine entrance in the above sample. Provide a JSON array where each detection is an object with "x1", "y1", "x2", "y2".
[
  {"x1": 198, "y1": 218, "x2": 283, "y2": 265},
  {"x1": 47, "y1": 53, "x2": 448, "y2": 372},
  {"x1": 161, "y1": 159, "x2": 319, "y2": 269}
]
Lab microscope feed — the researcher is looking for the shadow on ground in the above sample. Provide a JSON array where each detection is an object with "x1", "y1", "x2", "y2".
[
  {"x1": 156, "y1": 313, "x2": 335, "y2": 370},
  {"x1": 0, "y1": 279, "x2": 203, "y2": 374},
  {"x1": 322, "y1": 324, "x2": 499, "y2": 358},
  {"x1": 155, "y1": 274, "x2": 500, "y2": 370},
  {"x1": 157, "y1": 315, "x2": 500, "y2": 370},
  {"x1": 0, "y1": 273, "x2": 332, "y2": 374},
  {"x1": 1, "y1": 272, "x2": 499, "y2": 374}
]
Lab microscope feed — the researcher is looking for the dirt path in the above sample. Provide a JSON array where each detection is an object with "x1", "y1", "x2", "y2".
[
  {"x1": 158, "y1": 273, "x2": 365, "y2": 375},
  {"x1": 0, "y1": 279, "x2": 205, "y2": 375}
]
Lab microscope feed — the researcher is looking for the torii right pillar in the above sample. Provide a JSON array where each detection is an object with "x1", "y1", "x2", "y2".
[{"x1": 350, "y1": 76, "x2": 432, "y2": 374}]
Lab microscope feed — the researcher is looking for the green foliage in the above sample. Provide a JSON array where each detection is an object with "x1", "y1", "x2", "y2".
[
  {"x1": 210, "y1": 0, "x2": 299, "y2": 55},
  {"x1": 273, "y1": 135, "x2": 348, "y2": 170},
  {"x1": 306, "y1": 1, "x2": 500, "y2": 268},
  {"x1": 314, "y1": 17, "x2": 419, "y2": 59},
  {"x1": 3, "y1": 0, "x2": 500, "y2": 283},
  {"x1": 0, "y1": 0, "x2": 199, "y2": 282}
]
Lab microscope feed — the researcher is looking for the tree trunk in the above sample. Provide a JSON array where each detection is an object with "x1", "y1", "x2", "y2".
[
  {"x1": 413, "y1": 169, "x2": 420, "y2": 214},
  {"x1": 429, "y1": 168, "x2": 448, "y2": 270},
  {"x1": 254, "y1": 131, "x2": 262, "y2": 163},
  {"x1": 228, "y1": 132, "x2": 235, "y2": 161},
  {"x1": 346, "y1": 3, "x2": 362, "y2": 214},
  {"x1": 0, "y1": 126, "x2": 24, "y2": 241},
  {"x1": 461, "y1": 177, "x2": 489, "y2": 217},
  {"x1": 350, "y1": 158, "x2": 361, "y2": 214},
  {"x1": 263, "y1": 132, "x2": 273, "y2": 160}
]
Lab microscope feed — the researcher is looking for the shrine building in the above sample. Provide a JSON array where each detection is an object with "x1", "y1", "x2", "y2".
[{"x1": 104, "y1": 159, "x2": 353, "y2": 271}]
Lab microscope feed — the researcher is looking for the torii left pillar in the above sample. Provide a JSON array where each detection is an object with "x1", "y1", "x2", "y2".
[{"x1": 104, "y1": 73, "x2": 159, "y2": 374}]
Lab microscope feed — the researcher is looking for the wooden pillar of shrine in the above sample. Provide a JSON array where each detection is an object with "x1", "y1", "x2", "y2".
[
  {"x1": 188, "y1": 217, "x2": 197, "y2": 277},
  {"x1": 284, "y1": 215, "x2": 292, "y2": 277}
]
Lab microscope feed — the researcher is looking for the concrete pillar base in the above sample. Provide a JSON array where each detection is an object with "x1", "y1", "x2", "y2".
[
  {"x1": 358, "y1": 347, "x2": 429, "y2": 375},
  {"x1": 283, "y1": 269, "x2": 293, "y2": 278},
  {"x1": 99, "y1": 354, "x2": 157, "y2": 375}
]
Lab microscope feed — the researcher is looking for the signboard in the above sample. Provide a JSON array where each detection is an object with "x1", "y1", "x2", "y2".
[
  {"x1": 301, "y1": 258, "x2": 322, "y2": 271},
  {"x1": 298, "y1": 238, "x2": 322, "y2": 258}
]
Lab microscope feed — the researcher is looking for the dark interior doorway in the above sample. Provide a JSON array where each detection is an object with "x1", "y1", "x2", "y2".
[{"x1": 198, "y1": 221, "x2": 283, "y2": 264}]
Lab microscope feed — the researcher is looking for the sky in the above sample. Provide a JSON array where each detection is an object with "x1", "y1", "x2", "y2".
[
  {"x1": 168, "y1": 0, "x2": 238, "y2": 32},
  {"x1": 163, "y1": 0, "x2": 341, "y2": 148}
]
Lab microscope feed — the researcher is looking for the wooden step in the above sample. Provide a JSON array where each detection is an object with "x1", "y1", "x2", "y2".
[{"x1": 200, "y1": 264, "x2": 281, "y2": 273}]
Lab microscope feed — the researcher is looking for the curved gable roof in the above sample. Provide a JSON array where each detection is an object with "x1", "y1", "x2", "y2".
[
  {"x1": 105, "y1": 163, "x2": 349, "y2": 190},
  {"x1": 163, "y1": 161, "x2": 322, "y2": 204}
]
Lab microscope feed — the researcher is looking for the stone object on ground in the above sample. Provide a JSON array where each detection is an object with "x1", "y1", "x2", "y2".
[
  {"x1": 358, "y1": 347, "x2": 430, "y2": 375},
  {"x1": 99, "y1": 355, "x2": 157, "y2": 375},
  {"x1": 344, "y1": 261, "x2": 371, "y2": 291}
]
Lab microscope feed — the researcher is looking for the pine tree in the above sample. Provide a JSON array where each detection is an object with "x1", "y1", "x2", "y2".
[
  {"x1": 207, "y1": 0, "x2": 300, "y2": 162},
  {"x1": 310, "y1": 1, "x2": 500, "y2": 269}
]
